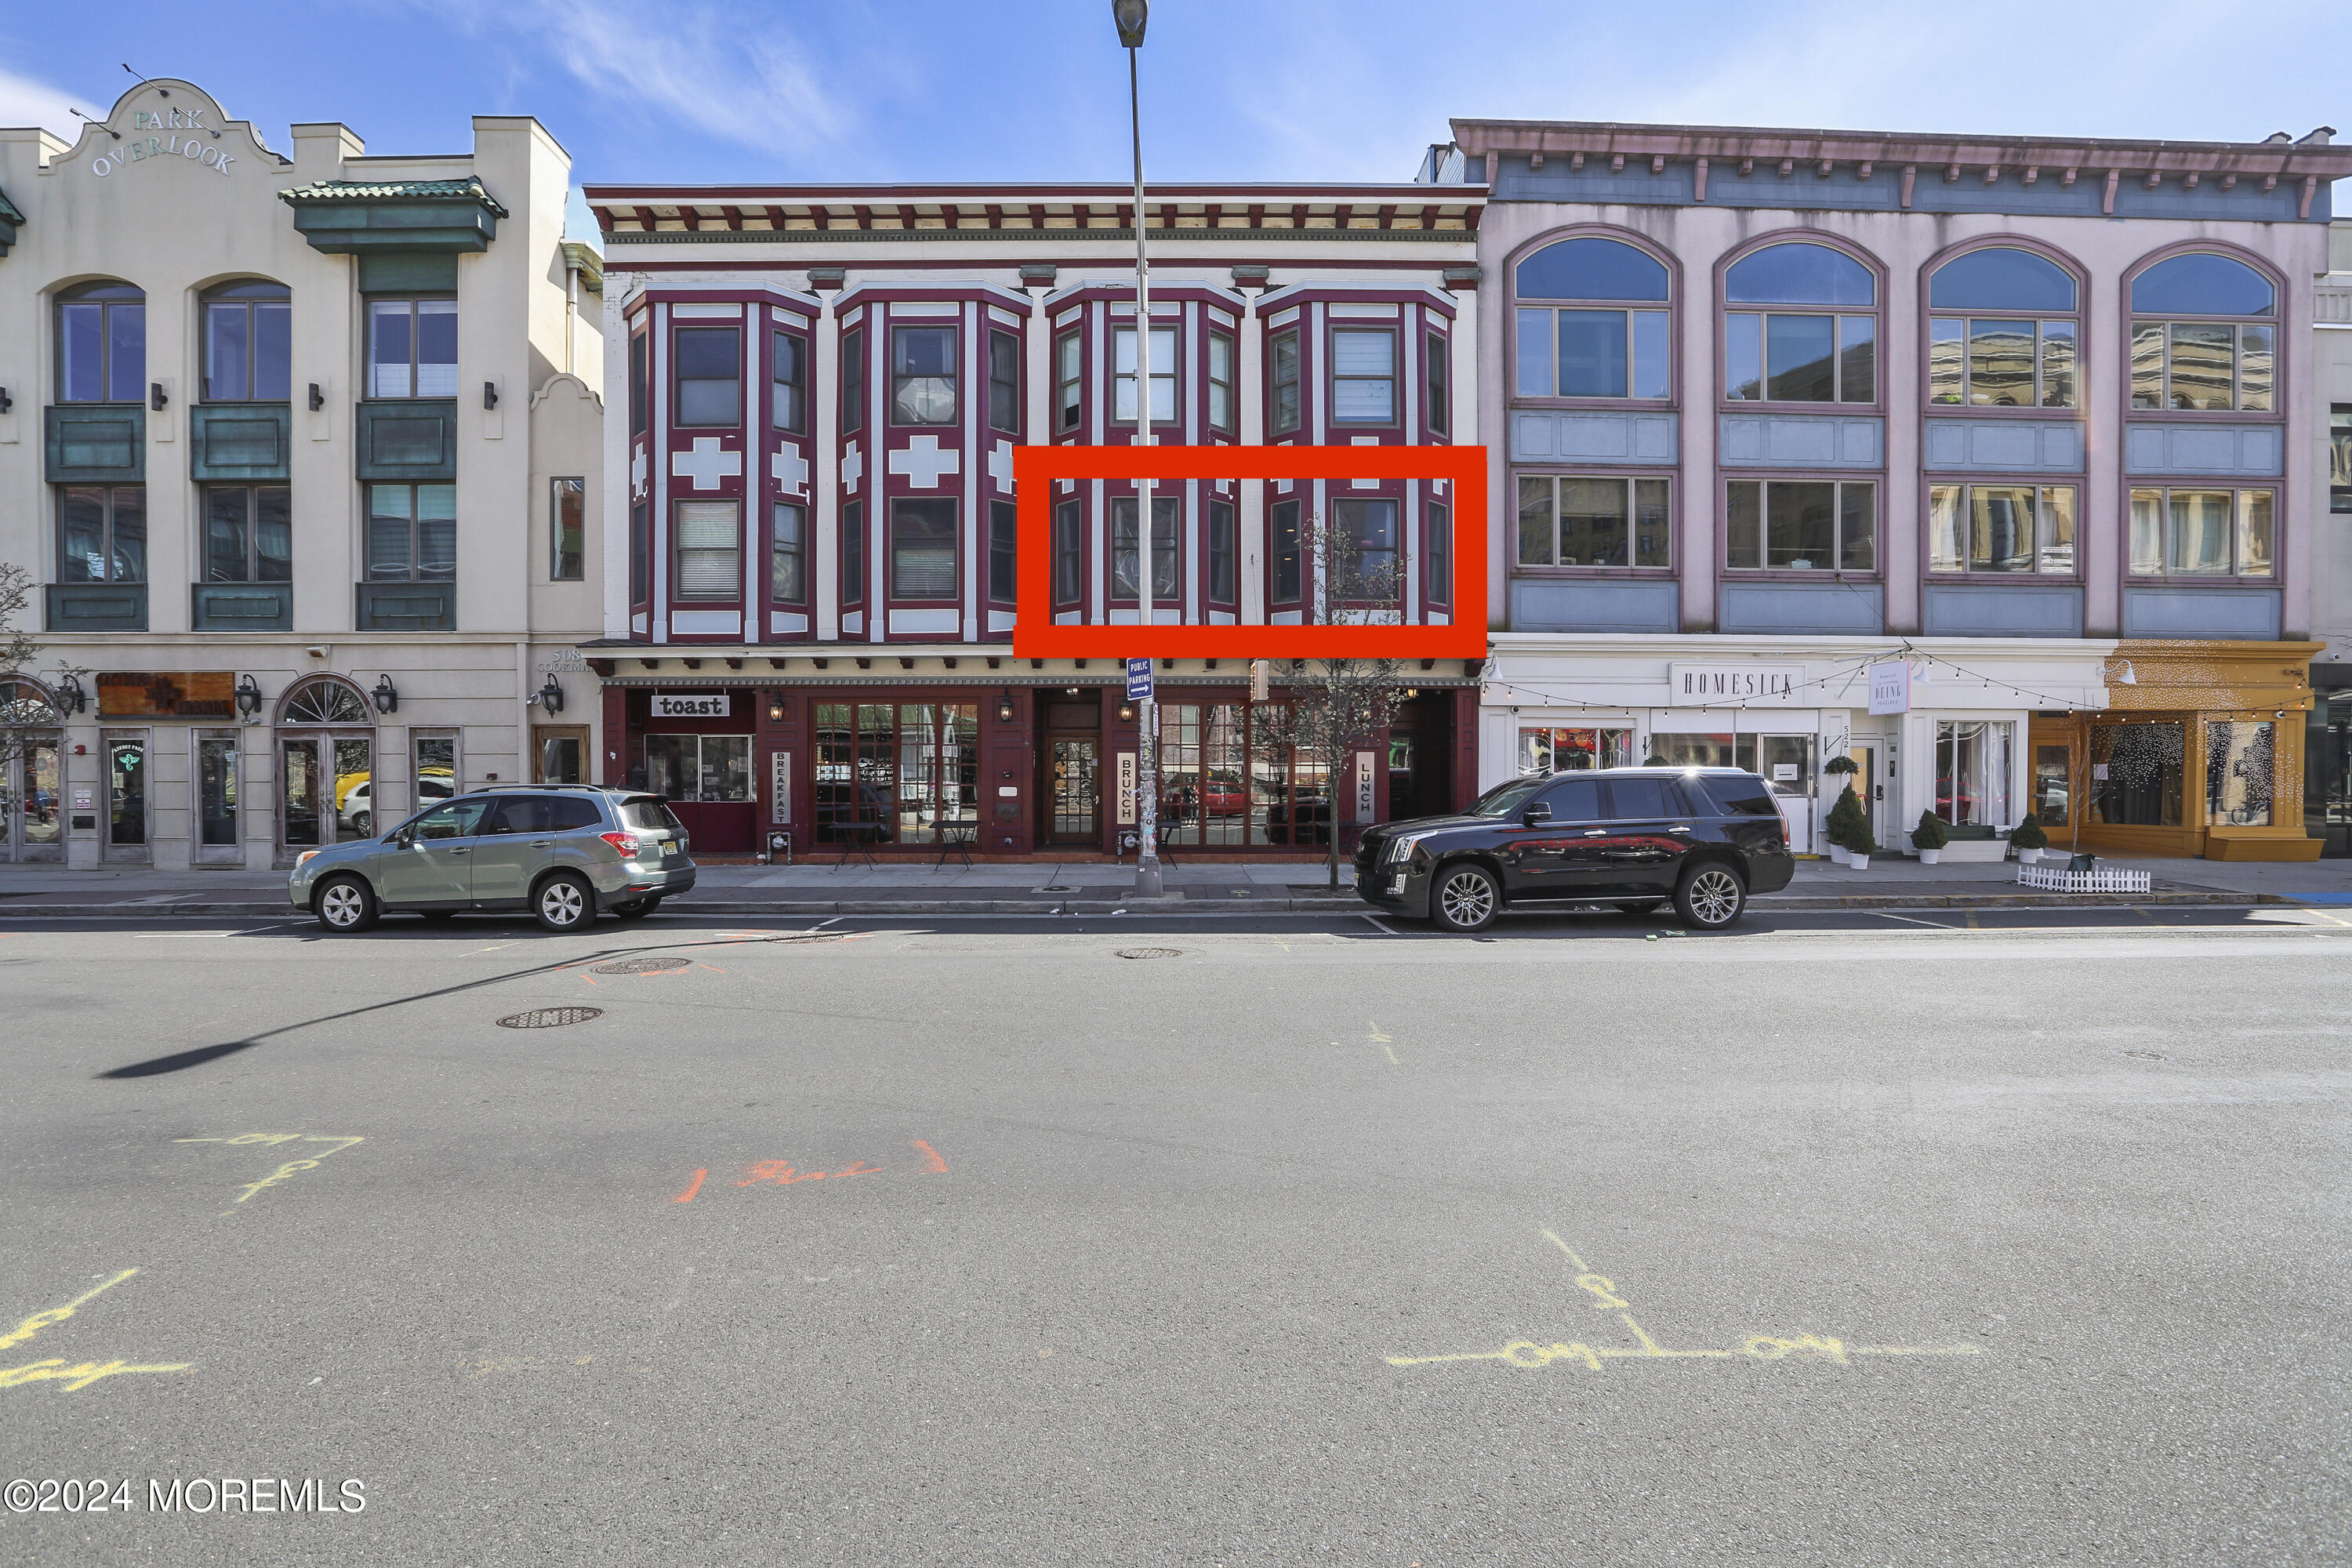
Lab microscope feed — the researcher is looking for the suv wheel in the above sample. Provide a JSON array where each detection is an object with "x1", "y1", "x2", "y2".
[
  {"x1": 314, "y1": 874, "x2": 378, "y2": 934},
  {"x1": 533, "y1": 872, "x2": 594, "y2": 933},
  {"x1": 1431, "y1": 862, "x2": 1501, "y2": 934},
  {"x1": 1675, "y1": 863, "x2": 1747, "y2": 930}
]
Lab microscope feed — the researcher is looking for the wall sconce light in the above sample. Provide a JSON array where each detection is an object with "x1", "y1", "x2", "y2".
[
  {"x1": 767, "y1": 697, "x2": 785, "y2": 723},
  {"x1": 996, "y1": 689, "x2": 1016, "y2": 723},
  {"x1": 484, "y1": 381, "x2": 499, "y2": 411},
  {"x1": 150, "y1": 382, "x2": 169, "y2": 411},
  {"x1": 532, "y1": 677, "x2": 566, "y2": 716},
  {"x1": 1117, "y1": 700, "x2": 1136, "y2": 723},
  {"x1": 2112, "y1": 659, "x2": 2138, "y2": 686},
  {"x1": 234, "y1": 673, "x2": 263, "y2": 720},
  {"x1": 370, "y1": 674, "x2": 399, "y2": 715},
  {"x1": 307, "y1": 383, "x2": 325, "y2": 412},
  {"x1": 0, "y1": 387, "x2": 12, "y2": 413},
  {"x1": 53, "y1": 673, "x2": 88, "y2": 716}
]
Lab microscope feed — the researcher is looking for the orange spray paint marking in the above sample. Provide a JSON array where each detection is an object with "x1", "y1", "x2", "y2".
[
  {"x1": 911, "y1": 1140, "x2": 949, "y2": 1174},
  {"x1": 673, "y1": 1168, "x2": 707, "y2": 1203},
  {"x1": 830, "y1": 1160, "x2": 884, "y2": 1178},
  {"x1": 737, "y1": 1160, "x2": 828, "y2": 1187}
]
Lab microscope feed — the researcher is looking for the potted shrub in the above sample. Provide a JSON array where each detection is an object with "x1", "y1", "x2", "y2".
[
  {"x1": 1822, "y1": 757, "x2": 1860, "y2": 864},
  {"x1": 2010, "y1": 815, "x2": 2049, "y2": 864},
  {"x1": 1911, "y1": 809, "x2": 1949, "y2": 866},
  {"x1": 1846, "y1": 810, "x2": 1878, "y2": 871},
  {"x1": 1824, "y1": 783, "x2": 1867, "y2": 867}
]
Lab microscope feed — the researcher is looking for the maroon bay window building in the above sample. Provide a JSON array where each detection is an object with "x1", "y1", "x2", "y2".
[{"x1": 587, "y1": 182, "x2": 1486, "y2": 857}]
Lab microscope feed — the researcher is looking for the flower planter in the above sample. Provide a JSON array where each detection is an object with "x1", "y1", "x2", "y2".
[
  {"x1": 1849, "y1": 853, "x2": 1871, "y2": 870},
  {"x1": 1917, "y1": 848, "x2": 1940, "y2": 866},
  {"x1": 2017, "y1": 847, "x2": 2043, "y2": 865},
  {"x1": 1828, "y1": 844, "x2": 1850, "y2": 866}
]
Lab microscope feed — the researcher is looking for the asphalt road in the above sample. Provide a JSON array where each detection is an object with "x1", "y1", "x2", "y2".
[{"x1": 2, "y1": 907, "x2": 2347, "y2": 1566}]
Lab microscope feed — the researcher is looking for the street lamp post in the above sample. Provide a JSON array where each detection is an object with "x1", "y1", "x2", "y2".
[{"x1": 1115, "y1": 0, "x2": 1161, "y2": 896}]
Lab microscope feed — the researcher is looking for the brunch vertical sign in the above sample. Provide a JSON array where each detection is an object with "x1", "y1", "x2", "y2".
[{"x1": 92, "y1": 105, "x2": 235, "y2": 179}]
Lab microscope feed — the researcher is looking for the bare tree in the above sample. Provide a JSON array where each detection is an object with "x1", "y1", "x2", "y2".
[
  {"x1": 0, "y1": 562, "x2": 54, "y2": 773},
  {"x1": 1254, "y1": 510, "x2": 1410, "y2": 890}
]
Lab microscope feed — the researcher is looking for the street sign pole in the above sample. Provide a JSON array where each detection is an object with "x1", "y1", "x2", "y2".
[{"x1": 1127, "y1": 32, "x2": 1160, "y2": 898}]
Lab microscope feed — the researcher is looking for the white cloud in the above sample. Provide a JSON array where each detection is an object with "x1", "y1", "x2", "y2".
[
  {"x1": 0, "y1": 63, "x2": 90, "y2": 138},
  {"x1": 399, "y1": 0, "x2": 846, "y2": 151}
]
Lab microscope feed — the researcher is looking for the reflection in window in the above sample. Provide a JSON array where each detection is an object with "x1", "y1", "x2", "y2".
[
  {"x1": 673, "y1": 326, "x2": 741, "y2": 426},
  {"x1": 1928, "y1": 484, "x2": 2075, "y2": 575},
  {"x1": 205, "y1": 485, "x2": 292, "y2": 583},
  {"x1": 1727, "y1": 313, "x2": 1875, "y2": 402},
  {"x1": 2334, "y1": 405, "x2": 2352, "y2": 514},
  {"x1": 2206, "y1": 720, "x2": 2274, "y2": 828},
  {"x1": 771, "y1": 501, "x2": 807, "y2": 604},
  {"x1": 1516, "y1": 726, "x2": 1635, "y2": 775},
  {"x1": 2090, "y1": 722, "x2": 2183, "y2": 827},
  {"x1": 1928, "y1": 318, "x2": 2075, "y2": 407},
  {"x1": 1052, "y1": 497, "x2": 1081, "y2": 606},
  {"x1": 368, "y1": 299, "x2": 458, "y2": 399},
  {"x1": 366, "y1": 485, "x2": 456, "y2": 583},
  {"x1": 771, "y1": 331, "x2": 807, "y2": 433},
  {"x1": 1333, "y1": 497, "x2": 1399, "y2": 596},
  {"x1": 2034, "y1": 745, "x2": 2071, "y2": 826},
  {"x1": 1513, "y1": 233, "x2": 1673, "y2": 402},
  {"x1": 811, "y1": 703, "x2": 975, "y2": 844},
  {"x1": 2127, "y1": 488, "x2": 2272, "y2": 578},
  {"x1": 201, "y1": 281, "x2": 292, "y2": 402},
  {"x1": 1516, "y1": 474, "x2": 1669, "y2": 568},
  {"x1": 1936, "y1": 720, "x2": 2013, "y2": 827},
  {"x1": 2129, "y1": 254, "x2": 2276, "y2": 412},
  {"x1": 1112, "y1": 325, "x2": 1175, "y2": 423},
  {"x1": 1724, "y1": 480, "x2": 1874, "y2": 572},
  {"x1": 891, "y1": 325, "x2": 957, "y2": 426},
  {"x1": 1929, "y1": 247, "x2": 2078, "y2": 313},
  {"x1": 1110, "y1": 495, "x2": 1178, "y2": 601},
  {"x1": 1269, "y1": 333, "x2": 1301, "y2": 434},
  {"x1": 58, "y1": 486, "x2": 147, "y2": 583},
  {"x1": 56, "y1": 281, "x2": 145, "y2": 403},
  {"x1": 1271, "y1": 499, "x2": 1302, "y2": 604}
]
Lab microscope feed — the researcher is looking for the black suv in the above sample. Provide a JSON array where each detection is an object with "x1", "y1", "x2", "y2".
[{"x1": 1353, "y1": 768, "x2": 1795, "y2": 932}]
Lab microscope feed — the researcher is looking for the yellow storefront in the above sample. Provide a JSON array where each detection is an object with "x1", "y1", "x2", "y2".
[{"x1": 2025, "y1": 641, "x2": 2321, "y2": 862}]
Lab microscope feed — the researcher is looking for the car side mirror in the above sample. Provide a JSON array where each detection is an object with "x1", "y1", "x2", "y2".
[{"x1": 1521, "y1": 802, "x2": 1552, "y2": 826}]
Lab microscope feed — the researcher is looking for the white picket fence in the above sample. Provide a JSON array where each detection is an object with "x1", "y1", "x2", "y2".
[{"x1": 2015, "y1": 863, "x2": 2153, "y2": 895}]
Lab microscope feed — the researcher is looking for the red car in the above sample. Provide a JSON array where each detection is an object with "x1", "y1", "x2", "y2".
[{"x1": 1201, "y1": 775, "x2": 1249, "y2": 816}]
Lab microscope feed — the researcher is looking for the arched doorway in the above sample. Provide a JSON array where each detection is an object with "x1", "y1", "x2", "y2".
[
  {"x1": 0, "y1": 677, "x2": 65, "y2": 863},
  {"x1": 274, "y1": 675, "x2": 375, "y2": 858}
]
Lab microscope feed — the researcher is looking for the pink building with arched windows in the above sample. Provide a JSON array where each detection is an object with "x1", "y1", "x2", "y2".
[{"x1": 1438, "y1": 120, "x2": 2352, "y2": 861}]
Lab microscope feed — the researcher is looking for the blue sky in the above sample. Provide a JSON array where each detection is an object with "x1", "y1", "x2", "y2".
[{"x1": 5, "y1": 0, "x2": 2349, "y2": 212}]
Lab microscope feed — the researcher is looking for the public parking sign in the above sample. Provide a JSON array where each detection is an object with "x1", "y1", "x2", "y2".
[{"x1": 1126, "y1": 657, "x2": 1153, "y2": 702}]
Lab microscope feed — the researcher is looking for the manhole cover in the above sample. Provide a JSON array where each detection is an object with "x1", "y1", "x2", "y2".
[
  {"x1": 1115, "y1": 948, "x2": 1184, "y2": 960},
  {"x1": 497, "y1": 1007, "x2": 604, "y2": 1029},
  {"x1": 592, "y1": 957, "x2": 691, "y2": 975}
]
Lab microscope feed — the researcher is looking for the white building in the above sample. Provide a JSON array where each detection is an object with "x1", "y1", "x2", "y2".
[{"x1": 0, "y1": 80, "x2": 603, "y2": 869}]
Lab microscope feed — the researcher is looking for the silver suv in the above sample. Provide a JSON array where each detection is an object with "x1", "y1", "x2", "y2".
[{"x1": 289, "y1": 786, "x2": 698, "y2": 934}]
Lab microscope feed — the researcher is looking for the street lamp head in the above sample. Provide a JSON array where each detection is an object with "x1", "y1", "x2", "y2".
[{"x1": 1112, "y1": 0, "x2": 1148, "y2": 48}]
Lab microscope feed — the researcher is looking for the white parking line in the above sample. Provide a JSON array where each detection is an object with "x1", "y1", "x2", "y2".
[
  {"x1": 1359, "y1": 913, "x2": 1406, "y2": 936},
  {"x1": 1871, "y1": 912, "x2": 1955, "y2": 930}
]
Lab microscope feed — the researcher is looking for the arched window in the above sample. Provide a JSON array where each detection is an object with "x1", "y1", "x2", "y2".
[
  {"x1": 280, "y1": 677, "x2": 371, "y2": 726},
  {"x1": 1513, "y1": 235, "x2": 1671, "y2": 401},
  {"x1": 1928, "y1": 246, "x2": 2079, "y2": 409},
  {"x1": 2129, "y1": 252, "x2": 2277, "y2": 412},
  {"x1": 1723, "y1": 241, "x2": 1876, "y2": 405},
  {"x1": 56, "y1": 281, "x2": 145, "y2": 403},
  {"x1": 0, "y1": 678, "x2": 61, "y2": 728},
  {"x1": 201, "y1": 280, "x2": 292, "y2": 402}
]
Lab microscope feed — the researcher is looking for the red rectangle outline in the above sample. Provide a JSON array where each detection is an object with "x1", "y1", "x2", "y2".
[{"x1": 1011, "y1": 445, "x2": 1486, "y2": 659}]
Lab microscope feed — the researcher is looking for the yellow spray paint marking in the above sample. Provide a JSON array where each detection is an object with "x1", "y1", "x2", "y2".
[
  {"x1": 1369, "y1": 1021, "x2": 1399, "y2": 1065},
  {"x1": 0, "y1": 1269, "x2": 138, "y2": 1351},
  {"x1": 176, "y1": 1132, "x2": 365, "y2": 1203},
  {"x1": 1387, "y1": 1230, "x2": 1983, "y2": 1374},
  {"x1": 0, "y1": 1272, "x2": 193, "y2": 1395}
]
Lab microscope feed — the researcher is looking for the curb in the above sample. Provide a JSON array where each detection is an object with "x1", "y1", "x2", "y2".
[{"x1": 0, "y1": 891, "x2": 2288, "y2": 918}]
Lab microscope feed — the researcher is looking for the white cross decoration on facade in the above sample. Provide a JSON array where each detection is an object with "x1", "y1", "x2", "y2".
[
  {"x1": 670, "y1": 437, "x2": 743, "y2": 492},
  {"x1": 630, "y1": 447, "x2": 648, "y2": 496},
  {"x1": 839, "y1": 442, "x2": 863, "y2": 490},
  {"x1": 987, "y1": 438, "x2": 1015, "y2": 493},
  {"x1": 771, "y1": 447, "x2": 810, "y2": 497},
  {"x1": 888, "y1": 434, "x2": 962, "y2": 489}
]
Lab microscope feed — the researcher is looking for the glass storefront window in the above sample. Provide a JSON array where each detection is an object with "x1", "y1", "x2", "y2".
[
  {"x1": 808, "y1": 704, "x2": 975, "y2": 845},
  {"x1": 1935, "y1": 720, "x2": 2013, "y2": 827},
  {"x1": 645, "y1": 735, "x2": 754, "y2": 806},
  {"x1": 1156, "y1": 701, "x2": 1335, "y2": 848},
  {"x1": 1652, "y1": 734, "x2": 1758, "y2": 771},
  {"x1": 106, "y1": 735, "x2": 147, "y2": 848},
  {"x1": 198, "y1": 735, "x2": 240, "y2": 848},
  {"x1": 2034, "y1": 744, "x2": 2071, "y2": 826},
  {"x1": 1757, "y1": 735, "x2": 1813, "y2": 797},
  {"x1": 2089, "y1": 722, "x2": 2184, "y2": 827},
  {"x1": 1517, "y1": 726, "x2": 1635, "y2": 775},
  {"x1": 2205, "y1": 720, "x2": 2274, "y2": 828}
]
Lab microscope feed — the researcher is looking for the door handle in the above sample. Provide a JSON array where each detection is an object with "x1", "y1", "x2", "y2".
[
  {"x1": 1581, "y1": 828, "x2": 1608, "y2": 836},
  {"x1": 448, "y1": 846, "x2": 471, "y2": 855},
  {"x1": 531, "y1": 839, "x2": 554, "y2": 848},
  {"x1": 1668, "y1": 825, "x2": 1693, "y2": 833}
]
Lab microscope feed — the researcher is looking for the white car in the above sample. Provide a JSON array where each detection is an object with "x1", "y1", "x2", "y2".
[{"x1": 339, "y1": 775, "x2": 454, "y2": 837}]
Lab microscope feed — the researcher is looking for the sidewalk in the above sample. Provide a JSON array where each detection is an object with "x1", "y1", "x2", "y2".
[{"x1": 4, "y1": 848, "x2": 2348, "y2": 917}]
